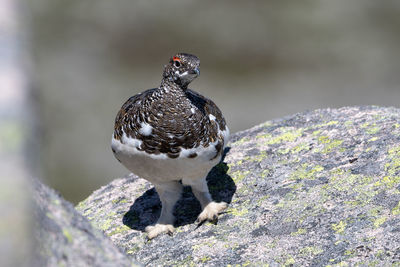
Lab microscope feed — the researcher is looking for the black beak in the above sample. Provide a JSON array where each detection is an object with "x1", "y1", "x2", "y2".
[{"x1": 190, "y1": 67, "x2": 200, "y2": 76}]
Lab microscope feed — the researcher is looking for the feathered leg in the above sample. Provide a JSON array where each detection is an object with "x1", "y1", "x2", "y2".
[{"x1": 145, "y1": 181, "x2": 183, "y2": 239}]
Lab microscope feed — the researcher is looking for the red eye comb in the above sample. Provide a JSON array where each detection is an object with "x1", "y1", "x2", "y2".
[{"x1": 173, "y1": 56, "x2": 181, "y2": 61}]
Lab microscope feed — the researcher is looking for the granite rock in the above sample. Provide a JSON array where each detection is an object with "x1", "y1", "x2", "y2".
[{"x1": 77, "y1": 106, "x2": 400, "y2": 266}]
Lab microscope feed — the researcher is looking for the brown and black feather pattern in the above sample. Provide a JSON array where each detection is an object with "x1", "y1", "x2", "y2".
[{"x1": 113, "y1": 85, "x2": 227, "y2": 159}]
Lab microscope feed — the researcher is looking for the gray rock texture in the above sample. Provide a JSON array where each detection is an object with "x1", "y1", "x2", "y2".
[
  {"x1": 77, "y1": 106, "x2": 400, "y2": 266},
  {"x1": 32, "y1": 178, "x2": 138, "y2": 266}
]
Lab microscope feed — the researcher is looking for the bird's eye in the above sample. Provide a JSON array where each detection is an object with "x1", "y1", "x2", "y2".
[{"x1": 174, "y1": 60, "x2": 181, "y2": 67}]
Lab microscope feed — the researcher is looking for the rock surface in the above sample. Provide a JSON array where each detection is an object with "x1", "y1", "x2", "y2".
[
  {"x1": 32, "y1": 178, "x2": 138, "y2": 266},
  {"x1": 77, "y1": 106, "x2": 400, "y2": 266}
]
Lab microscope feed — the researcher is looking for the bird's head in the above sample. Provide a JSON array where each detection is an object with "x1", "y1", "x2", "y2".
[{"x1": 163, "y1": 53, "x2": 200, "y2": 89}]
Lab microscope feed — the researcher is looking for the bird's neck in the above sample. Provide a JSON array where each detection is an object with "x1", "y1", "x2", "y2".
[{"x1": 160, "y1": 77, "x2": 188, "y2": 93}]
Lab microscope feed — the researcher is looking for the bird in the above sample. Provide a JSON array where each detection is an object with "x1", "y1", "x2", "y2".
[{"x1": 111, "y1": 53, "x2": 229, "y2": 239}]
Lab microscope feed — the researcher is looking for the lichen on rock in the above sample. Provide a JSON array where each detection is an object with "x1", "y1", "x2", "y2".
[{"x1": 77, "y1": 106, "x2": 400, "y2": 266}]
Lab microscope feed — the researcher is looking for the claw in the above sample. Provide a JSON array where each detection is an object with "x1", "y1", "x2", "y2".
[
  {"x1": 210, "y1": 214, "x2": 218, "y2": 224},
  {"x1": 196, "y1": 201, "x2": 227, "y2": 226},
  {"x1": 145, "y1": 224, "x2": 174, "y2": 239}
]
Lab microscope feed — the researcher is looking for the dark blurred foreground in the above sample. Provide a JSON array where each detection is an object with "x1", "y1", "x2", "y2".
[{"x1": 0, "y1": 1, "x2": 34, "y2": 266}]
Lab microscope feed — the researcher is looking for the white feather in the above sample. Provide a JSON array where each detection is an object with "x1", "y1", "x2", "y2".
[{"x1": 138, "y1": 122, "x2": 153, "y2": 136}]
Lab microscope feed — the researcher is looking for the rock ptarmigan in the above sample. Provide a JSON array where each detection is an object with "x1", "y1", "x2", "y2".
[{"x1": 111, "y1": 53, "x2": 229, "y2": 239}]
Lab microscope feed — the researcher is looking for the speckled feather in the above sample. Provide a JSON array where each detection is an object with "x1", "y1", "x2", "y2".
[{"x1": 113, "y1": 53, "x2": 227, "y2": 159}]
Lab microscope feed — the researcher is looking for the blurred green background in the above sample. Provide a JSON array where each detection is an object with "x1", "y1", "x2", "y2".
[{"x1": 28, "y1": 0, "x2": 400, "y2": 203}]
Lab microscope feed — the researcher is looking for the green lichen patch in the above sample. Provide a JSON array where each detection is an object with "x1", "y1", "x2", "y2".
[
  {"x1": 228, "y1": 207, "x2": 249, "y2": 217},
  {"x1": 200, "y1": 256, "x2": 211, "y2": 263},
  {"x1": 331, "y1": 221, "x2": 347, "y2": 234},
  {"x1": 298, "y1": 246, "x2": 324, "y2": 257},
  {"x1": 314, "y1": 136, "x2": 344, "y2": 153},
  {"x1": 284, "y1": 255, "x2": 295, "y2": 266},
  {"x1": 373, "y1": 175, "x2": 400, "y2": 191},
  {"x1": 366, "y1": 126, "x2": 380, "y2": 135},
  {"x1": 344, "y1": 120, "x2": 353, "y2": 127},
  {"x1": 289, "y1": 164, "x2": 324, "y2": 180},
  {"x1": 62, "y1": 228, "x2": 73, "y2": 243},
  {"x1": 368, "y1": 137, "x2": 379, "y2": 142},
  {"x1": 392, "y1": 201, "x2": 400, "y2": 215},
  {"x1": 361, "y1": 122, "x2": 371, "y2": 128},
  {"x1": 278, "y1": 142, "x2": 309, "y2": 155},
  {"x1": 232, "y1": 137, "x2": 251, "y2": 146},
  {"x1": 291, "y1": 228, "x2": 307, "y2": 236},
  {"x1": 256, "y1": 132, "x2": 273, "y2": 140},
  {"x1": 229, "y1": 170, "x2": 251, "y2": 183},
  {"x1": 265, "y1": 128, "x2": 303, "y2": 145},
  {"x1": 327, "y1": 171, "x2": 377, "y2": 207},
  {"x1": 109, "y1": 225, "x2": 131, "y2": 236},
  {"x1": 112, "y1": 198, "x2": 129, "y2": 205},
  {"x1": 100, "y1": 218, "x2": 114, "y2": 231},
  {"x1": 385, "y1": 145, "x2": 400, "y2": 177},
  {"x1": 373, "y1": 216, "x2": 387, "y2": 228}
]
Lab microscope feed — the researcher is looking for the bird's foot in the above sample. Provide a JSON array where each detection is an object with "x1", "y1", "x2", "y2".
[
  {"x1": 145, "y1": 223, "x2": 174, "y2": 239},
  {"x1": 196, "y1": 201, "x2": 228, "y2": 224}
]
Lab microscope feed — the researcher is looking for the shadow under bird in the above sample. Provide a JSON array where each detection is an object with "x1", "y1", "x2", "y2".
[{"x1": 111, "y1": 53, "x2": 229, "y2": 239}]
